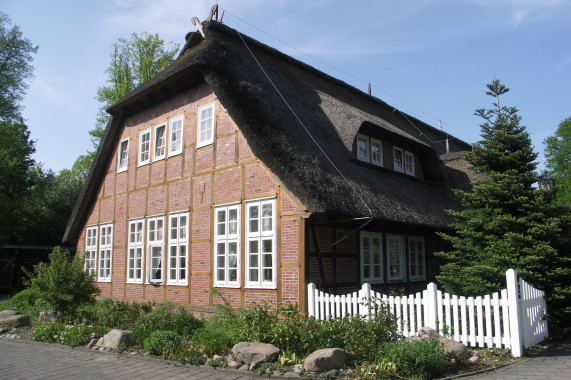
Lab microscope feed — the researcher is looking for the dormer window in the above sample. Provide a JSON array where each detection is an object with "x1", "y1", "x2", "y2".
[
  {"x1": 153, "y1": 124, "x2": 166, "y2": 161},
  {"x1": 197, "y1": 102, "x2": 214, "y2": 148},
  {"x1": 371, "y1": 138, "x2": 383, "y2": 167},
  {"x1": 393, "y1": 147, "x2": 404, "y2": 172},
  {"x1": 356, "y1": 134, "x2": 370, "y2": 162},
  {"x1": 404, "y1": 151, "x2": 415, "y2": 176}
]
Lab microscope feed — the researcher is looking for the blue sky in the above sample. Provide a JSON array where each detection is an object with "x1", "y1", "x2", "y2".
[{"x1": 2, "y1": 0, "x2": 570, "y2": 173}]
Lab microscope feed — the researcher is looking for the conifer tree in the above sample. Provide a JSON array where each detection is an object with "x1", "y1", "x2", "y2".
[{"x1": 436, "y1": 79, "x2": 570, "y2": 336}]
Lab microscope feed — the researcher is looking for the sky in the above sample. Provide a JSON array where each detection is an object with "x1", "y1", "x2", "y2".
[{"x1": 2, "y1": 0, "x2": 570, "y2": 173}]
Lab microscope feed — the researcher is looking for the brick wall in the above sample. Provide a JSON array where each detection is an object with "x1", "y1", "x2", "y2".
[{"x1": 76, "y1": 83, "x2": 307, "y2": 313}]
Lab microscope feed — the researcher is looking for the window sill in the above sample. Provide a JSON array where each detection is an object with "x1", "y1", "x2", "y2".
[
  {"x1": 245, "y1": 284, "x2": 277, "y2": 290},
  {"x1": 214, "y1": 283, "x2": 241, "y2": 289},
  {"x1": 126, "y1": 280, "x2": 143, "y2": 285},
  {"x1": 167, "y1": 281, "x2": 189, "y2": 287}
]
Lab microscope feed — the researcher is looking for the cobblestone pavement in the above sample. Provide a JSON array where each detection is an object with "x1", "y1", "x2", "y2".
[
  {"x1": 465, "y1": 340, "x2": 571, "y2": 380},
  {"x1": 2, "y1": 337, "x2": 570, "y2": 380},
  {"x1": 0, "y1": 338, "x2": 259, "y2": 380}
]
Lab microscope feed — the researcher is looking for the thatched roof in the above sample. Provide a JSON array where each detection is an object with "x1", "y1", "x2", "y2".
[{"x1": 63, "y1": 20, "x2": 472, "y2": 245}]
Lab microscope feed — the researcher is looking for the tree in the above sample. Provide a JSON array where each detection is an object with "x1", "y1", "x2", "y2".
[
  {"x1": 0, "y1": 120, "x2": 36, "y2": 243},
  {"x1": 544, "y1": 117, "x2": 571, "y2": 206},
  {"x1": 436, "y1": 79, "x2": 570, "y2": 336},
  {"x1": 23, "y1": 247, "x2": 100, "y2": 316},
  {"x1": 0, "y1": 12, "x2": 38, "y2": 123},
  {"x1": 89, "y1": 32, "x2": 179, "y2": 153}
]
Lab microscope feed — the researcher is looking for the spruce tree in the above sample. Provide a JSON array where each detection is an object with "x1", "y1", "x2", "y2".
[{"x1": 436, "y1": 79, "x2": 570, "y2": 336}]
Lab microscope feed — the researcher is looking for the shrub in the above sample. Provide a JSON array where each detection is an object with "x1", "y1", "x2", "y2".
[
  {"x1": 23, "y1": 247, "x2": 100, "y2": 317},
  {"x1": 144, "y1": 330, "x2": 180, "y2": 356},
  {"x1": 0, "y1": 288, "x2": 46, "y2": 318},
  {"x1": 379, "y1": 338, "x2": 446, "y2": 379},
  {"x1": 131, "y1": 302, "x2": 202, "y2": 344},
  {"x1": 31, "y1": 321, "x2": 65, "y2": 343},
  {"x1": 57, "y1": 323, "x2": 95, "y2": 347}
]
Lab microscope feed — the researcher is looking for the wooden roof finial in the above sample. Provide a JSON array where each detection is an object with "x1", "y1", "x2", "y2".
[{"x1": 207, "y1": 4, "x2": 219, "y2": 21}]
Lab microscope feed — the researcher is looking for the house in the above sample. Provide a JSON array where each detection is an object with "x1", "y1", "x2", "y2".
[{"x1": 62, "y1": 16, "x2": 475, "y2": 314}]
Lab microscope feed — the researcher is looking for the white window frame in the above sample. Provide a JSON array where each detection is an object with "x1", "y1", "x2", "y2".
[
  {"x1": 84, "y1": 226, "x2": 98, "y2": 276},
  {"x1": 117, "y1": 138, "x2": 129, "y2": 173},
  {"x1": 127, "y1": 219, "x2": 145, "y2": 284},
  {"x1": 393, "y1": 147, "x2": 404, "y2": 173},
  {"x1": 214, "y1": 203, "x2": 241, "y2": 288},
  {"x1": 146, "y1": 216, "x2": 165, "y2": 284},
  {"x1": 409, "y1": 236, "x2": 426, "y2": 281},
  {"x1": 386, "y1": 234, "x2": 405, "y2": 281},
  {"x1": 152, "y1": 123, "x2": 166, "y2": 162},
  {"x1": 98, "y1": 224, "x2": 113, "y2": 282},
  {"x1": 246, "y1": 198, "x2": 276, "y2": 289},
  {"x1": 167, "y1": 212, "x2": 189, "y2": 286},
  {"x1": 168, "y1": 115, "x2": 184, "y2": 157},
  {"x1": 371, "y1": 138, "x2": 383, "y2": 167},
  {"x1": 360, "y1": 232, "x2": 383, "y2": 284},
  {"x1": 356, "y1": 134, "x2": 370, "y2": 162},
  {"x1": 197, "y1": 102, "x2": 215, "y2": 148},
  {"x1": 404, "y1": 150, "x2": 415, "y2": 176},
  {"x1": 139, "y1": 129, "x2": 151, "y2": 166}
]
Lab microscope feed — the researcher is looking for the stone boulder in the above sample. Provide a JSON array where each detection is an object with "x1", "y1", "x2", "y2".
[
  {"x1": 0, "y1": 311, "x2": 30, "y2": 328},
  {"x1": 439, "y1": 337, "x2": 467, "y2": 357},
  {"x1": 418, "y1": 326, "x2": 442, "y2": 339},
  {"x1": 96, "y1": 329, "x2": 132, "y2": 351},
  {"x1": 232, "y1": 342, "x2": 280, "y2": 369},
  {"x1": 303, "y1": 348, "x2": 346, "y2": 373},
  {"x1": 38, "y1": 312, "x2": 62, "y2": 324}
]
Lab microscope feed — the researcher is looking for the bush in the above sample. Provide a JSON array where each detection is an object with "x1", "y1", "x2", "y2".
[
  {"x1": 0, "y1": 288, "x2": 46, "y2": 318},
  {"x1": 379, "y1": 338, "x2": 447, "y2": 379},
  {"x1": 23, "y1": 247, "x2": 100, "y2": 317},
  {"x1": 144, "y1": 330, "x2": 180, "y2": 356},
  {"x1": 131, "y1": 302, "x2": 202, "y2": 344},
  {"x1": 31, "y1": 321, "x2": 65, "y2": 343}
]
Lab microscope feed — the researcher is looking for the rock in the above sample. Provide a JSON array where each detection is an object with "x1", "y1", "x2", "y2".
[
  {"x1": 0, "y1": 314, "x2": 30, "y2": 328},
  {"x1": 303, "y1": 348, "x2": 346, "y2": 373},
  {"x1": 439, "y1": 337, "x2": 467, "y2": 357},
  {"x1": 283, "y1": 372, "x2": 301, "y2": 377},
  {"x1": 232, "y1": 342, "x2": 280, "y2": 368},
  {"x1": 0, "y1": 327, "x2": 8, "y2": 334},
  {"x1": 323, "y1": 369, "x2": 340, "y2": 378},
  {"x1": 265, "y1": 368, "x2": 272, "y2": 374},
  {"x1": 38, "y1": 312, "x2": 62, "y2": 324},
  {"x1": 98, "y1": 329, "x2": 132, "y2": 351},
  {"x1": 227, "y1": 361, "x2": 241, "y2": 369},
  {"x1": 418, "y1": 326, "x2": 442, "y2": 339},
  {"x1": 406, "y1": 335, "x2": 422, "y2": 342},
  {"x1": 87, "y1": 339, "x2": 98, "y2": 349},
  {"x1": 239, "y1": 364, "x2": 249, "y2": 371},
  {"x1": 213, "y1": 354, "x2": 224, "y2": 361},
  {"x1": 469, "y1": 355, "x2": 480, "y2": 364},
  {"x1": 273, "y1": 370, "x2": 283, "y2": 376},
  {"x1": 293, "y1": 364, "x2": 304, "y2": 373},
  {"x1": 0, "y1": 310, "x2": 19, "y2": 318}
]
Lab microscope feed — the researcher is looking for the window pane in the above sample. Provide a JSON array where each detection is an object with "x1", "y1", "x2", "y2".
[
  {"x1": 249, "y1": 240, "x2": 259, "y2": 253},
  {"x1": 263, "y1": 269, "x2": 272, "y2": 281},
  {"x1": 262, "y1": 239, "x2": 272, "y2": 253},
  {"x1": 250, "y1": 269, "x2": 258, "y2": 282},
  {"x1": 249, "y1": 254, "x2": 258, "y2": 267},
  {"x1": 263, "y1": 254, "x2": 272, "y2": 267}
]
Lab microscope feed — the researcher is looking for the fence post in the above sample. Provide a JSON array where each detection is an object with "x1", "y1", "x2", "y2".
[
  {"x1": 426, "y1": 282, "x2": 438, "y2": 330},
  {"x1": 506, "y1": 269, "x2": 523, "y2": 358},
  {"x1": 359, "y1": 283, "x2": 371, "y2": 316},
  {"x1": 308, "y1": 283, "x2": 316, "y2": 318}
]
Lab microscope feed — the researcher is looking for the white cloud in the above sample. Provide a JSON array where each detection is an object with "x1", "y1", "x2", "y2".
[{"x1": 472, "y1": 0, "x2": 571, "y2": 28}]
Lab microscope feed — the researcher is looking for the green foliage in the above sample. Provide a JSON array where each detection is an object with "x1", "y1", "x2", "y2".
[
  {"x1": 0, "y1": 288, "x2": 45, "y2": 318},
  {"x1": 131, "y1": 302, "x2": 202, "y2": 344},
  {"x1": 30, "y1": 321, "x2": 65, "y2": 343},
  {"x1": 0, "y1": 12, "x2": 38, "y2": 123},
  {"x1": 144, "y1": 330, "x2": 180, "y2": 356},
  {"x1": 31, "y1": 321, "x2": 94, "y2": 347},
  {"x1": 354, "y1": 359, "x2": 398, "y2": 379},
  {"x1": 90, "y1": 32, "x2": 178, "y2": 153},
  {"x1": 544, "y1": 117, "x2": 571, "y2": 205},
  {"x1": 379, "y1": 338, "x2": 446, "y2": 379},
  {"x1": 23, "y1": 247, "x2": 100, "y2": 317},
  {"x1": 436, "y1": 79, "x2": 571, "y2": 337}
]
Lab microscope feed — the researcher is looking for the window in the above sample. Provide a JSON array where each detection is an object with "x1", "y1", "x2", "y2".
[
  {"x1": 386, "y1": 234, "x2": 404, "y2": 281},
  {"x1": 356, "y1": 134, "x2": 370, "y2": 162},
  {"x1": 168, "y1": 116, "x2": 184, "y2": 157},
  {"x1": 168, "y1": 213, "x2": 188, "y2": 285},
  {"x1": 127, "y1": 219, "x2": 144, "y2": 283},
  {"x1": 84, "y1": 226, "x2": 98, "y2": 276},
  {"x1": 197, "y1": 103, "x2": 214, "y2": 148},
  {"x1": 371, "y1": 138, "x2": 383, "y2": 167},
  {"x1": 214, "y1": 204, "x2": 240, "y2": 287},
  {"x1": 393, "y1": 147, "x2": 404, "y2": 173},
  {"x1": 246, "y1": 199, "x2": 276, "y2": 288},
  {"x1": 139, "y1": 129, "x2": 151, "y2": 166},
  {"x1": 117, "y1": 138, "x2": 129, "y2": 173},
  {"x1": 409, "y1": 237, "x2": 426, "y2": 281},
  {"x1": 361, "y1": 232, "x2": 383, "y2": 283},
  {"x1": 98, "y1": 224, "x2": 113, "y2": 282},
  {"x1": 404, "y1": 151, "x2": 414, "y2": 176},
  {"x1": 153, "y1": 124, "x2": 166, "y2": 161},
  {"x1": 147, "y1": 216, "x2": 165, "y2": 283}
]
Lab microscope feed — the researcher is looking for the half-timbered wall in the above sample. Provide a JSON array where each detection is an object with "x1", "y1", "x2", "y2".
[{"x1": 76, "y1": 82, "x2": 307, "y2": 313}]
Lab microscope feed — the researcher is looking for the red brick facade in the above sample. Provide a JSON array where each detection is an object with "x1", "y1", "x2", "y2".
[{"x1": 76, "y1": 83, "x2": 307, "y2": 312}]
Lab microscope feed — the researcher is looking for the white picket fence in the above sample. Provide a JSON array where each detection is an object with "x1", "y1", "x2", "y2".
[{"x1": 307, "y1": 269, "x2": 547, "y2": 357}]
